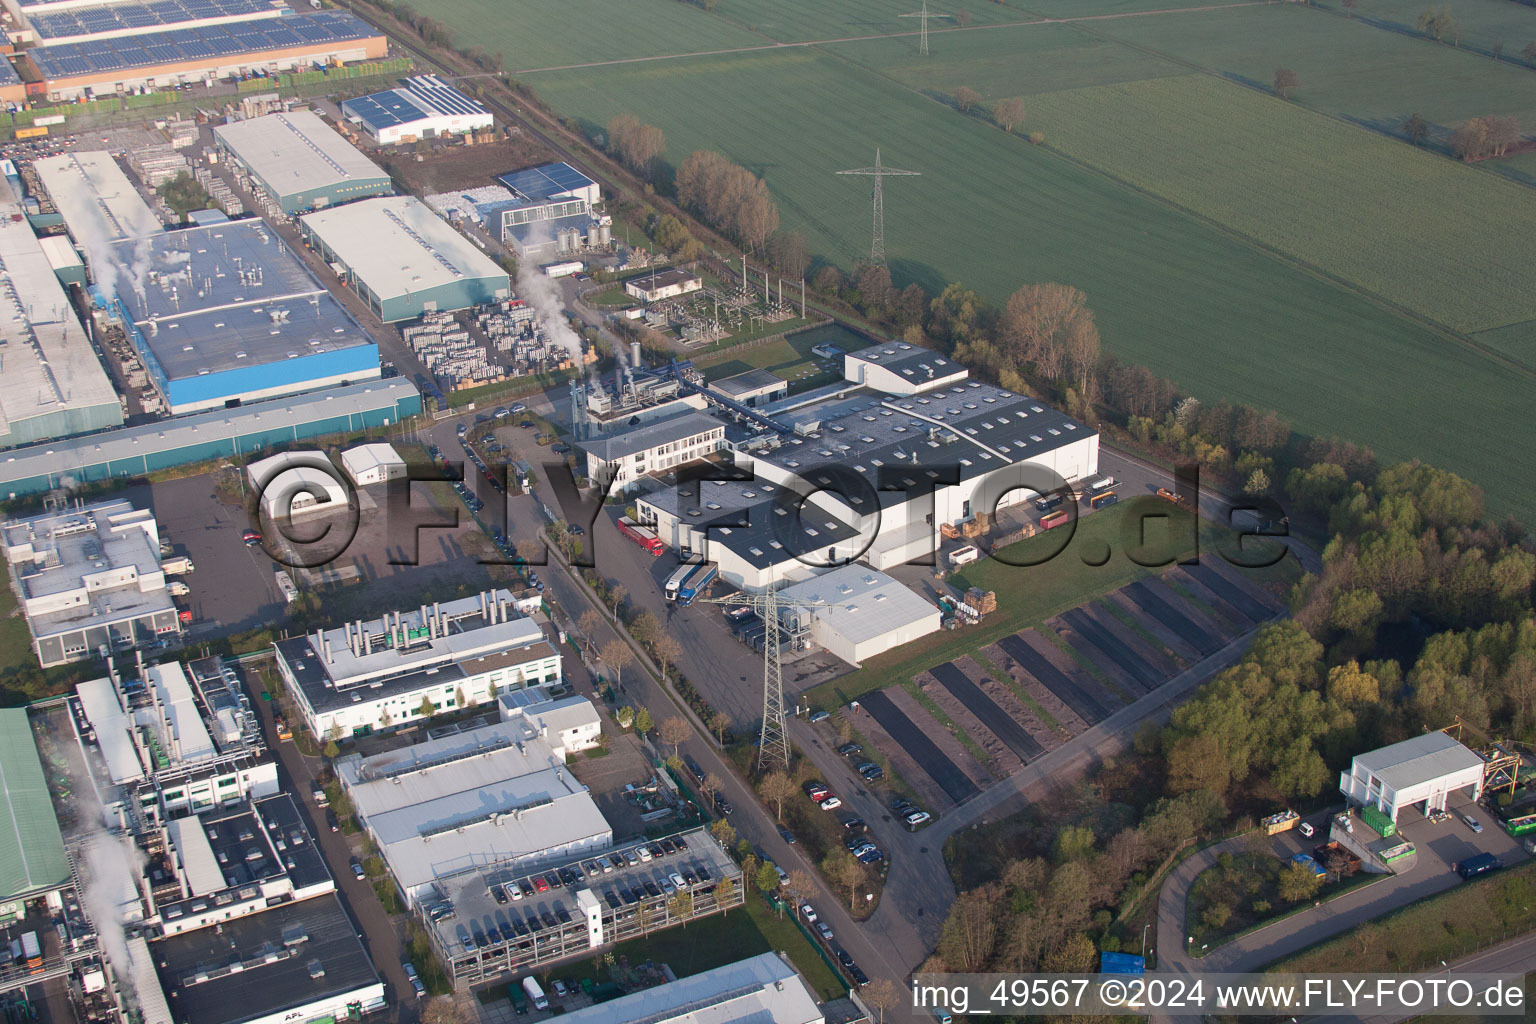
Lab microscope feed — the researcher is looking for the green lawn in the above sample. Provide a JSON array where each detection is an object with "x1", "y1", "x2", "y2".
[
  {"x1": 0, "y1": 580, "x2": 33, "y2": 680},
  {"x1": 699, "y1": 324, "x2": 859, "y2": 390}
]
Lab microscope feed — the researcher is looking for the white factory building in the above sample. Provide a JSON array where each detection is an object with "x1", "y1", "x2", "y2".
[
  {"x1": 0, "y1": 173, "x2": 123, "y2": 450},
  {"x1": 336, "y1": 710, "x2": 611, "y2": 904},
  {"x1": 1340, "y1": 732, "x2": 1486, "y2": 824},
  {"x1": 339, "y1": 442, "x2": 406, "y2": 486},
  {"x1": 626, "y1": 340, "x2": 1098, "y2": 587},
  {"x1": 34, "y1": 151, "x2": 162, "y2": 245},
  {"x1": 212, "y1": 110, "x2": 393, "y2": 214},
  {"x1": 577, "y1": 410, "x2": 726, "y2": 494},
  {"x1": 75, "y1": 655, "x2": 279, "y2": 825},
  {"x1": 272, "y1": 589, "x2": 563, "y2": 739},
  {"x1": 624, "y1": 268, "x2": 702, "y2": 303},
  {"x1": 778, "y1": 564, "x2": 941, "y2": 666},
  {"x1": 341, "y1": 74, "x2": 493, "y2": 145},
  {"x1": 555, "y1": 953, "x2": 822, "y2": 1024},
  {"x1": 246, "y1": 451, "x2": 351, "y2": 520},
  {"x1": 1, "y1": 500, "x2": 182, "y2": 667}
]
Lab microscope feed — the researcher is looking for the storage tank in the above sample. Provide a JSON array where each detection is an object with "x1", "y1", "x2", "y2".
[{"x1": 594, "y1": 222, "x2": 611, "y2": 246}]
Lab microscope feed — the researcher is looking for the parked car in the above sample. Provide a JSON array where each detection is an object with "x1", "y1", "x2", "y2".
[
  {"x1": 350, "y1": 859, "x2": 365, "y2": 881},
  {"x1": 841, "y1": 817, "x2": 867, "y2": 833},
  {"x1": 857, "y1": 762, "x2": 885, "y2": 780},
  {"x1": 820, "y1": 795, "x2": 843, "y2": 811},
  {"x1": 325, "y1": 810, "x2": 339, "y2": 832},
  {"x1": 816, "y1": 921, "x2": 834, "y2": 942},
  {"x1": 835, "y1": 948, "x2": 854, "y2": 969},
  {"x1": 836, "y1": 743, "x2": 863, "y2": 757},
  {"x1": 807, "y1": 709, "x2": 831, "y2": 723},
  {"x1": 800, "y1": 903, "x2": 818, "y2": 924},
  {"x1": 803, "y1": 781, "x2": 830, "y2": 800},
  {"x1": 402, "y1": 961, "x2": 426, "y2": 998},
  {"x1": 903, "y1": 809, "x2": 932, "y2": 828},
  {"x1": 714, "y1": 793, "x2": 734, "y2": 815},
  {"x1": 777, "y1": 826, "x2": 796, "y2": 845},
  {"x1": 241, "y1": 530, "x2": 262, "y2": 546},
  {"x1": 1464, "y1": 814, "x2": 1484, "y2": 834},
  {"x1": 1298, "y1": 821, "x2": 1316, "y2": 838}
]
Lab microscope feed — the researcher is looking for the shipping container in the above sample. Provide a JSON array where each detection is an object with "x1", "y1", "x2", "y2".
[
  {"x1": 1099, "y1": 951, "x2": 1145, "y2": 975},
  {"x1": 678, "y1": 563, "x2": 717, "y2": 605},
  {"x1": 1359, "y1": 804, "x2": 1396, "y2": 838},
  {"x1": 1262, "y1": 809, "x2": 1299, "y2": 835},
  {"x1": 1089, "y1": 490, "x2": 1119, "y2": 510},
  {"x1": 14, "y1": 126, "x2": 48, "y2": 140},
  {"x1": 1040, "y1": 510, "x2": 1070, "y2": 530},
  {"x1": 1503, "y1": 813, "x2": 1536, "y2": 836}
]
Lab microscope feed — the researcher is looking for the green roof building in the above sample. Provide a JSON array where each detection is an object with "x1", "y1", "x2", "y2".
[{"x1": 0, "y1": 710, "x2": 69, "y2": 922}]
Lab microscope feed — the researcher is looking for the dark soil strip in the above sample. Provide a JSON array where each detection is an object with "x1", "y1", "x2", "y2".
[
  {"x1": 1124, "y1": 580, "x2": 1221, "y2": 654},
  {"x1": 859, "y1": 690, "x2": 979, "y2": 804},
  {"x1": 1061, "y1": 607, "x2": 1165, "y2": 689},
  {"x1": 1201, "y1": 558, "x2": 1285, "y2": 615},
  {"x1": 1050, "y1": 619, "x2": 1147, "y2": 696},
  {"x1": 995, "y1": 633, "x2": 1115, "y2": 725},
  {"x1": 1164, "y1": 570, "x2": 1248, "y2": 634},
  {"x1": 1107, "y1": 591, "x2": 1202, "y2": 663},
  {"x1": 929, "y1": 661, "x2": 1044, "y2": 762}
]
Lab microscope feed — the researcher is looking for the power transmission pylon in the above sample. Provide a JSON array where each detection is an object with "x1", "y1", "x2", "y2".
[
  {"x1": 900, "y1": 0, "x2": 948, "y2": 56},
  {"x1": 699, "y1": 582, "x2": 828, "y2": 773},
  {"x1": 836, "y1": 148, "x2": 920, "y2": 265}
]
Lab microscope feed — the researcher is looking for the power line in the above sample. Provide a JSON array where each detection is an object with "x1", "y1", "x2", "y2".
[
  {"x1": 899, "y1": 0, "x2": 949, "y2": 56},
  {"x1": 836, "y1": 148, "x2": 920, "y2": 265}
]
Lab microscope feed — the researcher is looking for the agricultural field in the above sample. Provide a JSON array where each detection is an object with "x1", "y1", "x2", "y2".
[
  {"x1": 1316, "y1": 0, "x2": 1536, "y2": 59},
  {"x1": 1017, "y1": 73, "x2": 1536, "y2": 337},
  {"x1": 526, "y1": 44, "x2": 1536, "y2": 519},
  {"x1": 700, "y1": 0, "x2": 1025, "y2": 43},
  {"x1": 433, "y1": 0, "x2": 761, "y2": 72},
  {"x1": 1077, "y1": 3, "x2": 1536, "y2": 139}
]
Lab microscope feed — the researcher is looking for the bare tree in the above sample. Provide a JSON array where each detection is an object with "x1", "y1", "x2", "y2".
[
  {"x1": 608, "y1": 582, "x2": 628, "y2": 620},
  {"x1": 600, "y1": 638, "x2": 633, "y2": 690},
  {"x1": 420, "y1": 998, "x2": 467, "y2": 1024},
  {"x1": 953, "y1": 86, "x2": 981, "y2": 113},
  {"x1": 993, "y1": 96, "x2": 1026, "y2": 131},
  {"x1": 1273, "y1": 68, "x2": 1300, "y2": 99},
  {"x1": 578, "y1": 609, "x2": 603, "y2": 642},
  {"x1": 758, "y1": 771, "x2": 796, "y2": 821},
  {"x1": 1403, "y1": 112, "x2": 1429, "y2": 146},
  {"x1": 955, "y1": 9, "x2": 972, "y2": 27},
  {"x1": 1523, "y1": 40, "x2": 1536, "y2": 64},
  {"x1": 826, "y1": 850, "x2": 865, "y2": 909},
  {"x1": 514, "y1": 538, "x2": 542, "y2": 567},
  {"x1": 699, "y1": 773, "x2": 723, "y2": 806},
  {"x1": 708, "y1": 710, "x2": 733, "y2": 744},
  {"x1": 652, "y1": 633, "x2": 682, "y2": 681},
  {"x1": 659, "y1": 716, "x2": 691, "y2": 758},
  {"x1": 767, "y1": 230, "x2": 810, "y2": 278},
  {"x1": 864, "y1": 978, "x2": 898, "y2": 1023},
  {"x1": 735, "y1": 178, "x2": 780, "y2": 253},
  {"x1": 1000, "y1": 282, "x2": 1100, "y2": 395},
  {"x1": 785, "y1": 868, "x2": 817, "y2": 911},
  {"x1": 1487, "y1": 115, "x2": 1522, "y2": 157},
  {"x1": 1451, "y1": 116, "x2": 1491, "y2": 160}
]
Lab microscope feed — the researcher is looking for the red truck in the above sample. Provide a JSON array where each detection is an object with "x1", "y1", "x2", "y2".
[{"x1": 617, "y1": 516, "x2": 663, "y2": 556}]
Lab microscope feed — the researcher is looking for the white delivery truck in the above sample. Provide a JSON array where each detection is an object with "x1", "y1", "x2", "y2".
[{"x1": 522, "y1": 977, "x2": 549, "y2": 1010}]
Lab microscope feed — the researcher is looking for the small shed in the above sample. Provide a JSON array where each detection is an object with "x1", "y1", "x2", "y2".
[{"x1": 340, "y1": 443, "x2": 406, "y2": 486}]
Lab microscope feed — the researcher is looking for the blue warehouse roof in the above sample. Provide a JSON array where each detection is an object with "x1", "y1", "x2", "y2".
[
  {"x1": 0, "y1": 57, "x2": 18, "y2": 86},
  {"x1": 496, "y1": 162, "x2": 595, "y2": 205},
  {"x1": 29, "y1": 10, "x2": 379, "y2": 79},
  {"x1": 344, "y1": 74, "x2": 488, "y2": 132},
  {"x1": 27, "y1": 0, "x2": 284, "y2": 43}
]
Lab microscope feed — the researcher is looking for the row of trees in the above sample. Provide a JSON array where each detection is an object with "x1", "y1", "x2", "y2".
[
  {"x1": 675, "y1": 150, "x2": 780, "y2": 252},
  {"x1": 606, "y1": 115, "x2": 668, "y2": 181},
  {"x1": 949, "y1": 87, "x2": 1030, "y2": 133},
  {"x1": 1449, "y1": 115, "x2": 1523, "y2": 161}
]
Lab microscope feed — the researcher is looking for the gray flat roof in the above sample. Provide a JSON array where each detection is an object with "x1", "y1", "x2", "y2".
[
  {"x1": 757, "y1": 381, "x2": 1095, "y2": 488},
  {"x1": 213, "y1": 110, "x2": 388, "y2": 200},
  {"x1": 555, "y1": 952, "x2": 821, "y2": 1024},
  {"x1": 0, "y1": 174, "x2": 119, "y2": 440},
  {"x1": 847, "y1": 341, "x2": 965, "y2": 383},
  {"x1": 34, "y1": 151, "x2": 161, "y2": 242},
  {"x1": 712, "y1": 368, "x2": 784, "y2": 400},
  {"x1": 708, "y1": 502, "x2": 867, "y2": 570},
  {"x1": 300, "y1": 195, "x2": 509, "y2": 300},
  {"x1": 779, "y1": 564, "x2": 938, "y2": 647},
  {"x1": 155, "y1": 892, "x2": 380, "y2": 1024},
  {"x1": 1354, "y1": 732, "x2": 1485, "y2": 790},
  {"x1": 110, "y1": 219, "x2": 375, "y2": 380},
  {"x1": 577, "y1": 411, "x2": 724, "y2": 463},
  {"x1": 0, "y1": 379, "x2": 419, "y2": 490}
]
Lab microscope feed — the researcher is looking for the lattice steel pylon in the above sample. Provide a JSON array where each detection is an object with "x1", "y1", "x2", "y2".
[
  {"x1": 699, "y1": 581, "x2": 828, "y2": 773},
  {"x1": 900, "y1": 0, "x2": 948, "y2": 56},
  {"x1": 836, "y1": 148, "x2": 920, "y2": 265}
]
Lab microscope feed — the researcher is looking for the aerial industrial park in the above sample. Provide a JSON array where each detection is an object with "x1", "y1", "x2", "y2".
[{"x1": 0, "y1": 1, "x2": 1533, "y2": 1024}]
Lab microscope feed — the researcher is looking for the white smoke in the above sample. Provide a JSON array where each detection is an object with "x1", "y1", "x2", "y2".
[
  {"x1": 515, "y1": 260, "x2": 587, "y2": 371},
  {"x1": 79, "y1": 832, "x2": 144, "y2": 1010}
]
